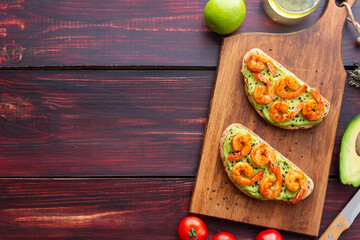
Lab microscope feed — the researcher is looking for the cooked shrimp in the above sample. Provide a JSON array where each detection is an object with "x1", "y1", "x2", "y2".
[
  {"x1": 275, "y1": 76, "x2": 308, "y2": 99},
  {"x1": 246, "y1": 52, "x2": 277, "y2": 75},
  {"x1": 285, "y1": 170, "x2": 308, "y2": 204},
  {"x1": 250, "y1": 143, "x2": 277, "y2": 166},
  {"x1": 232, "y1": 162, "x2": 264, "y2": 186},
  {"x1": 252, "y1": 74, "x2": 275, "y2": 104},
  {"x1": 269, "y1": 100, "x2": 304, "y2": 122},
  {"x1": 259, "y1": 162, "x2": 283, "y2": 199},
  {"x1": 228, "y1": 133, "x2": 252, "y2": 161},
  {"x1": 302, "y1": 88, "x2": 325, "y2": 121}
]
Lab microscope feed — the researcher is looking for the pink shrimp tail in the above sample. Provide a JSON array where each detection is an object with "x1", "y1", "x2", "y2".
[
  {"x1": 291, "y1": 102, "x2": 304, "y2": 116},
  {"x1": 267, "y1": 62, "x2": 277, "y2": 75},
  {"x1": 268, "y1": 162, "x2": 277, "y2": 174},
  {"x1": 293, "y1": 188, "x2": 306, "y2": 204},
  {"x1": 310, "y1": 88, "x2": 323, "y2": 103},
  {"x1": 296, "y1": 84, "x2": 308, "y2": 95},
  {"x1": 227, "y1": 152, "x2": 241, "y2": 161},
  {"x1": 251, "y1": 171, "x2": 264, "y2": 182},
  {"x1": 253, "y1": 72, "x2": 271, "y2": 84}
]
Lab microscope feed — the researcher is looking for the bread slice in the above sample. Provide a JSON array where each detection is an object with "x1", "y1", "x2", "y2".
[
  {"x1": 241, "y1": 48, "x2": 330, "y2": 130},
  {"x1": 219, "y1": 123, "x2": 314, "y2": 203}
]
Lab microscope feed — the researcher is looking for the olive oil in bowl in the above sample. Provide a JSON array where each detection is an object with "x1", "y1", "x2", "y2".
[{"x1": 263, "y1": 0, "x2": 321, "y2": 24}]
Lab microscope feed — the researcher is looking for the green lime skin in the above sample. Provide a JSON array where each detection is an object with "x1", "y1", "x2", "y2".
[{"x1": 204, "y1": 0, "x2": 246, "y2": 35}]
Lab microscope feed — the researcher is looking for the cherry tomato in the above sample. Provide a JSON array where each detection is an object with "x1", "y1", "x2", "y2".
[
  {"x1": 178, "y1": 216, "x2": 207, "y2": 240},
  {"x1": 212, "y1": 232, "x2": 237, "y2": 240},
  {"x1": 255, "y1": 229, "x2": 283, "y2": 240}
]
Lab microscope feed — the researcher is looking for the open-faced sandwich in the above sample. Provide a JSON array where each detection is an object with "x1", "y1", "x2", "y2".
[
  {"x1": 220, "y1": 123, "x2": 314, "y2": 204},
  {"x1": 241, "y1": 48, "x2": 330, "y2": 129}
]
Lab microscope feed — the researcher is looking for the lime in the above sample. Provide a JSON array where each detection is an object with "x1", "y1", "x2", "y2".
[{"x1": 204, "y1": 0, "x2": 246, "y2": 35}]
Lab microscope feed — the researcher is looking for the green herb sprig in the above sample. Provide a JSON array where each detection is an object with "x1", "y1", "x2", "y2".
[{"x1": 349, "y1": 62, "x2": 360, "y2": 87}]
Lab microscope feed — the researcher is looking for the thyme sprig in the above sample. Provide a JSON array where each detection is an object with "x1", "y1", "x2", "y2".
[{"x1": 349, "y1": 62, "x2": 360, "y2": 88}]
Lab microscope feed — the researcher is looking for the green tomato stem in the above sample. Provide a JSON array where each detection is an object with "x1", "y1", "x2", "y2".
[{"x1": 188, "y1": 228, "x2": 197, "y2": 240}]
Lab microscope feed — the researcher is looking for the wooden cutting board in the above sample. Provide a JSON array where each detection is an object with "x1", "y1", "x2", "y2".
[{"x1": 190, "y1": 0, "x2": 356, "y2": 237}]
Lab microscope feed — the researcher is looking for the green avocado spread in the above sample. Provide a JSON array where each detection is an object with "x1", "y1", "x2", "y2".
[
  {"x1": 224, "y1": 126, "x2": 309, "y2": 200},
  {"x1": 244, "y1": 63, "x2": 328, "y2": 127}
]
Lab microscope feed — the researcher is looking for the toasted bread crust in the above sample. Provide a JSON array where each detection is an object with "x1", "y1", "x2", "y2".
[
  {"x1": 219, "y1": 123, "x2": 314, "y2": 203},
  {"x1": 241, "y1": 48, "x2": 330, "y2": 130}
]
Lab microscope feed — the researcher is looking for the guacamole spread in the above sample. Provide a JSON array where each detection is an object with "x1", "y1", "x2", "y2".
[
  {"x1": 244, "y1": 64, "x2": 328, "y2": 127},
  {"x1": 223, "y1": 126, "x2": 309, "y2": 200}
]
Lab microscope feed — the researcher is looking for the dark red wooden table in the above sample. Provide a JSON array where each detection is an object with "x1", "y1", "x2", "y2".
[{"x1": 0, "y1": 0, "x2": 359, "y2": 239}]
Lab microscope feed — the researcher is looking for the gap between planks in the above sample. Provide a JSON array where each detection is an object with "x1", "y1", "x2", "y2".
[
  {"x1": 0, "y1": 175, "x2": 340, "y2": 179},
  {"x1": 0, "y1": 66, "x2": 217, "y2": 71},
  {"x1": 0, "y1": 65, "x2": 356, "y2": 71}
]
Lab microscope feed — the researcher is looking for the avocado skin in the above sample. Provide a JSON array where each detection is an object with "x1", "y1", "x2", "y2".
[{"x1": 340, "y1": 114, "x2": 360, "y2": 187}]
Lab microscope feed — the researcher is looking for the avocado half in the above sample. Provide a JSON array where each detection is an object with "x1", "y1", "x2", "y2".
[{"x1": 340, "y1": 114, "x2": 360, "y2": 187}]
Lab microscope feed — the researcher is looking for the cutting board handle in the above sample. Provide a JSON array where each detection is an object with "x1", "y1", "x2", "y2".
[
  {"x1": 308, "y1": 0, "x2": 357, "y2": 69},
  {"x1": 320, "y1": 0, "x2": 357, "y2": 30},
  {"x1": 329, "y1": 0, "x2": 357, "y2": 6},
  {"x1": 342, "y1": 0, "x2": 357, "y2": 6}
]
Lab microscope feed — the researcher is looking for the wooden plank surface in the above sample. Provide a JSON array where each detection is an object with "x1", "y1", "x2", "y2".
[
  {"x1": 0, "y1": 70, "x2": 357, "y2": 177},
  {"x1": 190, "y1": 1, "x2": 353, "y2": 236},
  {"x1": 0, "y1": 0, "x2": 359, "y2": 67},
  {"x1": 0, "y1": 70, "x2": 213, "y2": 176},
  {"x1": 1, "y1": 0, "x2": 359, "y2": 239},
  {"x1": 0, "y1": 178, "x2": 358, "y2": 240}
]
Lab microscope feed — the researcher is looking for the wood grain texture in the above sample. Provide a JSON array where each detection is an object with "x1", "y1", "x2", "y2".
[
  {"x1": 0, "y1": 1, "x2": 358, "y2": 240},
  {"x1": 0, "y1": 70, "x2": 213, "y2": 176},
  {"x1": 190, "y1": 0, "x2": 355, "y2": 236},
  {"x1": 0, "y1": 0, "x2": 358, "y2": 67},
  {"x1": 0, "y1": 69, "x2": 356, "y2": 177},
  {"x1": 0, "y1": 178, "x2": 358, "y2": 240}
]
